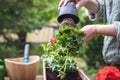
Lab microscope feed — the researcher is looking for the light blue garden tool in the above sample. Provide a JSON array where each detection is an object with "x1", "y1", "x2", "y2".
[{"x1": 24, "y1": 44, "x2": 30, "y2": 64}]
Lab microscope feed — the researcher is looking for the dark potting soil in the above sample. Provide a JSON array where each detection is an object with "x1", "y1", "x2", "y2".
[
  {"x1": 46, "y1": 68, "x2": 82, "y2": 80},
  {"x1": 59, "y1": 18, "x2": 77, "y2": 28}
]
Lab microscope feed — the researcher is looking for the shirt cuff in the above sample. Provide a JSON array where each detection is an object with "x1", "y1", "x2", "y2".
[{"x1": 87, "y1": 0, "x2": 104, "y2": 21}]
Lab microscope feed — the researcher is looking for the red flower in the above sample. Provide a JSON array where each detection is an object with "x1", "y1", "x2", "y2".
[
  {"x1": 96, "y1": 66, "x2": 120, "y2": 80},
  {"x1": 49, "y1": 38, "x2": 57, "y2": 45}
]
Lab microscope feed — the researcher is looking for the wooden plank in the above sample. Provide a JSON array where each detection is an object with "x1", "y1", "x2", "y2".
[
  {"x1": 26, "y1": 27, "x2": 54, "y2": 43},
  {"x1": 4, "y1": 75, "x2": 43, "y2": 80}
]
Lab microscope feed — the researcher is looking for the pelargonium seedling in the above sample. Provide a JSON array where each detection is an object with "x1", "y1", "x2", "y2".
[{"x1": 41, "y1": 26, "x2": 85, "y2": 79}]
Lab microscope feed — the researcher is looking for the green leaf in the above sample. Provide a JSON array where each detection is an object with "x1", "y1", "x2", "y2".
[
  {"x1": 0, "y1": 65, "x2": 4, "y2": 74},
  {"x1": 0, "y1": 59, "x2": 3, "y2": 65}
]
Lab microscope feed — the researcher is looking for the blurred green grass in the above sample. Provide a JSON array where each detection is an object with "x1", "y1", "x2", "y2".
[{"x1": 38, "y1": 60, "x2": 43, "y2": 75}]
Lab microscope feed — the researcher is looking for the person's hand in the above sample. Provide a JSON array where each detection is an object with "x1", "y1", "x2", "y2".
[
  {"x1": 58, "y1": 0, "x2": 88, "y2": 10},
  {"x1": 81, "y1": 25, "x2": 97, "y2": 43},
  {"x1": 77, "y1": 68, "x2": 90, "y2": 80}
]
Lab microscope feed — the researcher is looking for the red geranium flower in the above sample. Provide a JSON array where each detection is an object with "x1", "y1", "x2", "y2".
[
  {"x1": 49, "y1": 38, "x2": 57, "y2": 45},
  {"x1": 96, "y1": 66, "x2": 120, "y2": 80}
]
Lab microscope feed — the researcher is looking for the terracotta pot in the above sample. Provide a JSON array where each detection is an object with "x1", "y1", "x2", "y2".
[
  {"x1": 4, "y1": 55, "x2": 40, "y2": 80},
  {"x1": 43, "y1": 61, "x2": 82, "y2": 80}
]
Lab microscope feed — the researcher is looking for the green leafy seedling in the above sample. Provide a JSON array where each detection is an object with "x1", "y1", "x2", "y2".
[{"x1": 41, "y1": 26, "x2": 85, "y2": 79}]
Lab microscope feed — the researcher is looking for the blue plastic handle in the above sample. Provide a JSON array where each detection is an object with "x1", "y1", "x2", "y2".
[
  {"x1": 24, "y1": 58, "x2": 29, "y2": 63},
  {"x1": 24, "y1": 44, "x2": 29, "y2": 63}
]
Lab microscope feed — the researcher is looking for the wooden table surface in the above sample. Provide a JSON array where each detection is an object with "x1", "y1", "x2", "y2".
[{"x1": 4, "y1": 75, "x2": 43, "y2": 80}]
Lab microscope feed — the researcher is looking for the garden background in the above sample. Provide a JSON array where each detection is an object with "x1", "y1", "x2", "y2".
[{"x1": 0, "y1": 0, "x2": 106, "y2": 79}]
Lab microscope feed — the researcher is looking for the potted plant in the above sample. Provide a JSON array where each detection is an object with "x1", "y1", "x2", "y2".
[{"x1": 41, "y1": 26, "x2": 85, "y2": 80}]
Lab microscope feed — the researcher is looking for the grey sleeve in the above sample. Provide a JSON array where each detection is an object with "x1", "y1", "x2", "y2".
[
  {"x1": 113, "y1": 8, "x2": 120, "y2": 41},
  {"x1": 114, "y1": 21, "x2": 120, "y2": 41},
  {"x1": 87, "y1": 0, "x2": 106, "y2": 21}
]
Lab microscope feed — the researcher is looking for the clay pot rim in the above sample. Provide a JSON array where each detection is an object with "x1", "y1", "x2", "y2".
[{"x1": 4, "y1": 55, "x2": 40, "y2": 65}]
